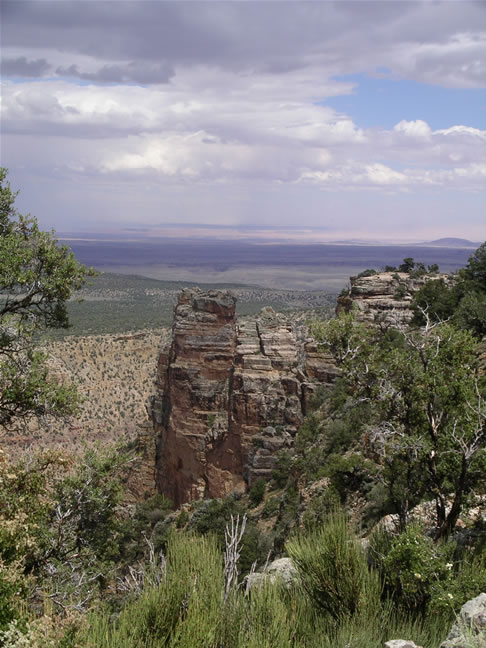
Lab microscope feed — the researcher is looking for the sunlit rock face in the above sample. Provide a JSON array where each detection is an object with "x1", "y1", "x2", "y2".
[
  {"x1": 153, "y1": 289, "x2": 336, "y2": 506},
  {"x1": 336, "y1": 271, "x2": 447, "y2": 326}
]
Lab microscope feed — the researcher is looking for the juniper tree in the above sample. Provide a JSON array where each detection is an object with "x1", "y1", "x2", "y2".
[
  {"x1": 313, "y1": 311, "x2": 486, "y2": 539},
  {"x1": 0, "y1": 168, "x2": 95, "y2": 427}
]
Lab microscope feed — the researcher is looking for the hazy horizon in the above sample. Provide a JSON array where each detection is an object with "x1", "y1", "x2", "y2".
[
  {"x1": 59, "y1": 238, "x2": 475, "y2": 291},
  {"x1": 56, "y1": 225, "x2": 482, "y2": 248},
  {"x1": 1, "y1": 1, "x2": 485, "y2": 241}
]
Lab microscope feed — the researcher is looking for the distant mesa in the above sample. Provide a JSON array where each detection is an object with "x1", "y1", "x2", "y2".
[{"x1": 421, "y1": 237, "x2": 479, "y2": 248}]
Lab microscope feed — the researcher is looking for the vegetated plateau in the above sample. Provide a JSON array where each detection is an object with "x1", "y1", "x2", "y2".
[{"x1": 47, "y1": 271, "x2": 338, "y2": 338}]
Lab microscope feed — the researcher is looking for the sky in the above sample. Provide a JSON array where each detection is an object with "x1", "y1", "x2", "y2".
[{"x1": 1, "y1": 0, "x2": 485, "y2": 241}]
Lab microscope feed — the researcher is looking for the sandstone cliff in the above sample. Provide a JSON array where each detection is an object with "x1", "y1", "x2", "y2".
[
  {"x1": 336, "y1": 271, "x2": 445, "y2": 325},
  {"x1": 153, "y1": 289, "x2": 335, "y2": 506}
]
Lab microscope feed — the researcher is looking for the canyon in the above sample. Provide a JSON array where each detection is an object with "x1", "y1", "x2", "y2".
[
  {"x1": 152, "y1": 272, "x2": 448, "y2": 506},
  {"x1": 2, "y1": 272, "x2": 437, "y2": 506}
]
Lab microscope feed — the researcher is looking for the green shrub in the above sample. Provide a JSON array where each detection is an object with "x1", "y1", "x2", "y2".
[
  {"x1": 271, "y1": 451, "x2": 293, "y2": 489},
  {"x1": 377, "y1": 525, "x2": 486, "y2": 619},
  {"x1": 394, "y1": 283, "x2": 408, "y2": 300},
  {"x1": 0, "y1": 572, "x2": 22, "y2": 632},
  {"x1": 295, "y1": 413, "x2": 323, "y2": 453},
  {"x1": 370, "y1": 524, "x2": 486, "y2": 623},
  {"x1": 237, "y1": 583, "x2": 296, "y2": 648},
  {"x1": 428, "y1": 553, "x2": 486, "y2": 617},
  {"x1": 80, "y1": 533, "x2": 225, "y2": 647},
  {"x1": 301, "y1": 488, "x2": 340, "y2": 530},
  {"x1": 176, "y1": 510, "x2": 189, "y2": 529},
  {"x1": 188, "y1": 497, "x2": 267, "y2": 575},
  {"x1": 399, "y1": 257, "x2": 416, "y2": 273},
  {"x1": 262, "y1": 496, "x2": 280, "y2": 519},
  {"x1": 357, "y1": 269, "x2": 377, "y2": 278},
  {"x1": 380, "y1": 525, "x2": 453, "y2": 614},
  {"x1": 411, "y1": 278, "x2": 461, "y2": 325},
  {"x1": 455, "y1": 290, "x2": 486, "y2": 338},
  {"x1": 286, "y1": 512, "x2": 381, "y2": 621},
  {"x1": 249, "y1": 478, "x2": 266, "y2": 507},
  {"x1": 77, "y1": 519, "x2": 451, "y2": 648},
  {"x1": 322, "y1": 417, "x2": 361, "y2": 457},
  {"x1": 130, "y1": 493, "x2": 173, "y2": 543},
  {"x1": 272, "y1": 485, "x2": 300, "y2": 553},
  {"x1": 326, "y1": 453, "x2": 374, "y2": 503},
  {"x1": 188, "y1": 497, "x2": 243, "y2": 539}
]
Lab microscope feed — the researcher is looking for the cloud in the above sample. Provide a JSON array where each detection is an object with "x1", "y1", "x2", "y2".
[
  {"x1": 1, "y1": 1, "x2": 485, "y2": 237},
  {"x1": 389, "y1": 31, "x2": 486, "y2": 88},
  {"x1": 2, "y1": 1, "x2": 486, "y2": 87},
  {"x1": 298, "y1": 161, "x2": 485, "y2": 192},
  {"x1": 56, "y1": 61, "x2": 174, "y2": 84},
  {"x1": 2, "y1": 75, "x2": 484, "y2": 193},
  {"x1": 0, "y1": 56, "x2": 51, "y2": 77},
  {"x1": 394, "y1": 120, "x2": 432, "y2": 139}
]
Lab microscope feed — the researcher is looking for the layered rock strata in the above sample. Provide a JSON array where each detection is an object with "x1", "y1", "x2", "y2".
[
  {"x1": 153, "y1": 289, "x2": 334, "y2": 506},
  {"x1": 337, "y1": 272, "x2": 446, "y2": 325}
]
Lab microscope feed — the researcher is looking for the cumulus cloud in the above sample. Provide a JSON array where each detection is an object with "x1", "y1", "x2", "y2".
[
  {"x1": 2, "y1": 73, "x2": 485, "y2": 193},
  {"x1": 394, "y1": 120, "x2": 432, "y2": 139},
  {"x1": 298, "y1": 160, "x2": 485, "y2": 192},
  {"x1": 1, "y1": 1, "x2": 485, "y2": 236}
]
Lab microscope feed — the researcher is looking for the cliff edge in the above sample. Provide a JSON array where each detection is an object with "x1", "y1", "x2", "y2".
[{"x1": 152, "y1": 289, "x2": 336, "y2": 506}]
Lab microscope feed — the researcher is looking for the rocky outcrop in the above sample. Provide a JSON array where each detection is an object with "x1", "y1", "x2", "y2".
[
  {"x1": 337, "y1": 272, "x2": 446, "y2": 325},
  {"x1": 440, "y1": 593, "x2": 486, "y2": 648},
  {"x1": 153, "y1": 289, "x2": 334, "y2": 506},
  {"x1": 384, "y1": 593, "x2": 486, "y2": 648}
]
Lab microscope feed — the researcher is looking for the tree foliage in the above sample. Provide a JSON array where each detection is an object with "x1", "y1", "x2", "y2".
[
  {"x1": 0, "y1": 168, "x2": 95, "y2": 427},
  {"x1": 463, "y1": 241, "x2": 486, "y2": 287},
  {"x1": 0, "y1": 444, "x2": 133, "y2": 628},
  {"x1": 412, "y1": 240, "x2": 486, "y2": 337},
  {"x1": 312, "y1": 312, "x2": 486, "y2": 539}
]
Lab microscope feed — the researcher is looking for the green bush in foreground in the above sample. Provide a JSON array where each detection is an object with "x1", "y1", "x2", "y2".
[
  {"x1": 0, "y1": 168, "x2": 95, "y2": 428},
  {"x1": 75, "y1": 524, "x2": 448, "y2": 648},
  {"x1": 370, "y1": 524, "x2": 486, "y2": 620},
  {"x1": 1, "y1": 513, "x2": 454, "y2": 648},
  {"x1": 286, "y1": 511, "x2": 381, "y2": 620}
]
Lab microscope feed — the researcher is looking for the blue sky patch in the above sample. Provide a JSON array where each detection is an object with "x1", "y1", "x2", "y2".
[{"x1": 322, "y1": 74, "x2": 486, "y2": 130}]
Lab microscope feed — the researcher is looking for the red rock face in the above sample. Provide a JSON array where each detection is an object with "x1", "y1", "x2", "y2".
[
  {"x1": 154, "y1": 290, "x2": 334, "y2": 506},
  {"x1": 155, "y1": 290, "x2": 238, "y2": 505}
]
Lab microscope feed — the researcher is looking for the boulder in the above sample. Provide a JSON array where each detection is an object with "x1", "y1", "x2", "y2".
[
  {"x1": 245, "y1": 557, "x2": 298, "y2": 590},
  {"x1": 440, "y1": 593, "x2": 486, "y2": 648}
]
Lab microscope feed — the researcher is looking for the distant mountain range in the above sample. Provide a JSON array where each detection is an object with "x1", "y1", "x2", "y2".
[{"x1": 419, "y1": 238, "x2": 481, "y2": 248}]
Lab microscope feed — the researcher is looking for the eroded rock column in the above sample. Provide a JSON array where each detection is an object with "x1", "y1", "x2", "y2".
[
  {"x1": 154, "y1": 290, "x2": 337, "y2": 505},
  {"x1": 155, "y1": 289, "x2": 240, "y2": 506}
]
